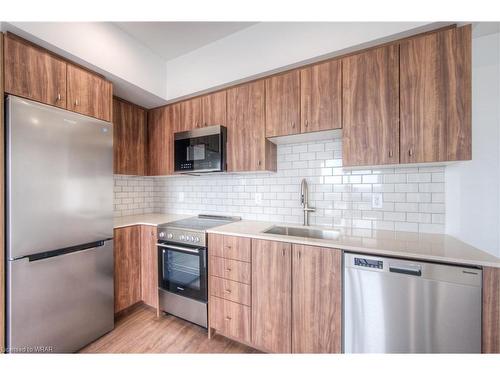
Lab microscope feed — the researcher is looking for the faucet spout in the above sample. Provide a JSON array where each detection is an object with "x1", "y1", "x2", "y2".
[{"x1": 300, "y1": 178, "x2": 315, "y2": 226}]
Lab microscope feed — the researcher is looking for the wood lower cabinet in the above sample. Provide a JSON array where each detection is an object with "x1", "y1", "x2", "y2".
[
  {"x1": 400, "y1": 25, "x2": 471, "y2": 163},
  {"x1": 209, "y1": 233, "x2": 251, "y2": 262},
  {"x1": 4, "y1": 34, "x2": 67, "y2": 108},
  {"x1": 265, "y1": 70, "x2": 300, "y2": 137},
  {"x1": 67, "y1": 64, "x2": 112, "y2": 121},
  {"x1": 210, "y1": 296, "x2": 251, "y2": 343},
  {"x1": 226, "y1": 80, "x2": 276, "y2": 172},
  {"x1": 342, "y1": 44, "x2": 400, "y2": 166},
  {"x1": 201, "y1": 91, "x2": 226, "y2": 127},
  {"x1": 113, "y1": 97, "x2": 147, "y2": 175},
  {"x1": 292, "y1": 245, "x2": 342, "y2": 353},
  {"x1": 300, "y1": 59, "x2": 342, "y2": 133},
  {"x1": 114, "y1": 225, "x2": 159, "y2": 313},
  {"x1": 140, "y1": 225, "x2": 159, "y2": 309},
  {"x1": 148, "y1": 105, "x2": 173, "y2": 175},
  {"x1": 114, "y1": 226, "x2": 142, "y2": 313},
  {"x1": 482, "y1": 267, "x2": 500, "y2": 353},
  {"x1": 251, "y1": 239, "x2": 292, "y2": 353},
  {"x1": 208, "y1": 233, "x2": 252, "y2": 345}
]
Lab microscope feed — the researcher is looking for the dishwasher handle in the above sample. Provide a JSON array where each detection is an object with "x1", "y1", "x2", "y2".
[{"x1": 389, "y1": 265, "x2": 422, "y2": 277}]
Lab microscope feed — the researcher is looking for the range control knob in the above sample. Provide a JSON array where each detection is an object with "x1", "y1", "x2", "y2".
[
  {"x1": 159, "y1": 232, "x2": 165, "y2": 238},
  {"x1": 194, "y1": 236, "x2": 200, "y2": 243},
  {"x1": 187, "y1": 236, "x2": 193, "y2": 242},
  {"x1": 167, "y1": 233, "x2": 173, "y2": 239},
  {"x1": 180, "y1": 235, "x2": 185, "y2": 241}
]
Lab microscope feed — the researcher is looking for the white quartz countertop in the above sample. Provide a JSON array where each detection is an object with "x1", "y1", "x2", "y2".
[
  {"x1": 207, "y1": 220, "x2": 500, "y2": 269},
  {"x1": 113, "y1": 213, "x2": 190, "y2": 229}
]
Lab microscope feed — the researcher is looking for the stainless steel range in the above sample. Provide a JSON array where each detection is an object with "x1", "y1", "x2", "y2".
[{"x1": 157, "y1": 215, "x2": 240, "y2": 327}]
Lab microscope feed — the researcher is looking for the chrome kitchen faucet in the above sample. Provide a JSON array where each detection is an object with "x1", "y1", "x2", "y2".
[{"x1": 300, "y1": 178, "x2": 315, "y2": 226}]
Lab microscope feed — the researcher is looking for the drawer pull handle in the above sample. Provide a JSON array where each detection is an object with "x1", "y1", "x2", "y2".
[
  {"x1": 225, "y1": 316, "x2": 232, "y2": 321},
  {"x1": 224, "y1": 289, "x2": 232, "y2": 294},
  {"x1": 225, "y1": 245, "x2": 232, "y2": 249},
  {"x1": 225, "y1": 268, "x2": 232, "y2": 272}
]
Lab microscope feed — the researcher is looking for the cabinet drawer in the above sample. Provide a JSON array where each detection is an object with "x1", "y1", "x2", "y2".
[
  {"x1": 210, "y1": 234, "x2": 251, "y2": 262},
  {"x1": 209, "y1": 256, "x2": 251, "y2": 284},
  {"x1": 210, "y1": 296, "x2": 251, "y2": 343},
  {"x1": 210, "y1": 276, "x2": 251, "y2": 306}
]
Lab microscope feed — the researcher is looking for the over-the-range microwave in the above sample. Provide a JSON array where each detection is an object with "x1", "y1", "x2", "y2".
[{"x1": 174, "y1": 125, "x2": 227, "y2": 174}]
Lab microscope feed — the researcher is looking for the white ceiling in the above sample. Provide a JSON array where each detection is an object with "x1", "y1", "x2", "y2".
[{"x1": 114, "y1": 22, "x2": 257, "y2": 61}]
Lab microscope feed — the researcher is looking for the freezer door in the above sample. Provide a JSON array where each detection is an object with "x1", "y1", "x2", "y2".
[
  {"x1": 7, "y1": 240, "x2": 114, "y2": 353},
  {"x1": 6, "y1": 96, "x2": 113, "y2": 259}
]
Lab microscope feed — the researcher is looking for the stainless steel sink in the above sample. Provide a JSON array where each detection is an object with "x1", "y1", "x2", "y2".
[{"x1": 263, "y1": 226, "x2": 340, "y2": 240}]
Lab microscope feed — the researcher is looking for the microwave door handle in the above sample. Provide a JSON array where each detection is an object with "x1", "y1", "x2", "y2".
[{"x1": 157, "y1": 243, "x2": 201, "y2": 254}]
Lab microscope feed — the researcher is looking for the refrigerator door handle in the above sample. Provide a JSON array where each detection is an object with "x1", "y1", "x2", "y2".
[{"x1": 27, "y1": 239, "x2": 111, "y2": 262}]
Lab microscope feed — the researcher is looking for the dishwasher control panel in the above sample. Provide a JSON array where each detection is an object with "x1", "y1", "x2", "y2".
[{"x1": 354, "y1": 257, "x2": 383, "y2": 269}]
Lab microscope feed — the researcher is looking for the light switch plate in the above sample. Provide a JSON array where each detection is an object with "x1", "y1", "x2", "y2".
[{"x1": 372, "y1": 193, "x2": 383, "y2": 209}]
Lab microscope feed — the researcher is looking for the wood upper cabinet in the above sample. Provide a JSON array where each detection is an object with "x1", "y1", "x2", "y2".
[
  {"x1": 140, "y1": 225, "x2": 159, "y2": 309},
  {"x1": 114, "y1": 226, "x2": 142, "y2": 313},
  {"x1": 292, "y1": 245, "x2": 342, "y2": 353},
  {"x1": 265, "y1": 70, "x2": 300, "y2": 137},
  {"x1": 148, "y1": 105, "x2": 173, "y2": 176},
  {"x1": 252, "y1": 239, "x2": 292, "y2": 353},
  {"x1": 67, "y1": 64, "x2": 112, "y2": 121},
  {"x1": 175, "y1": 98, "x2": 202, "y2": 132},
  {"x1": 227, "y1": 80, "x2": 276, "y2": 172},
  {"x1": 342, "y1": 45, "x2": 400, "y2": 167},
  {"x1": 113, "y1": 98, "x2": 147, "y2": 175},
  {"x1": 201, "y1": 91, "x2": 226, "y2": 127},
  {"x1": 300, "y1": 59, "x2": 342, "y2": 133},
  {"x1": 4, "y1": 34, "x2": 67, "y2": 108},
  {"x1": 400, "y1": 25, "x2": 471, "y2": 163}
]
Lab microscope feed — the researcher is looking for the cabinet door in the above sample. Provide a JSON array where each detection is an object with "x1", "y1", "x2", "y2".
[
  {"x1": 113, "y1": 98, "x2": 147, "y2": 175},
  {"x1": 227, "y1": 80, "x2": 274, "y2": 171},
  {"x1": 67, "y1": 64, "x2": 112, "y2": 121},
  {"x1": 201, "y1": 91, "x2": 226, "y2": 127},
  {"x1": 175, "y1": 98, "x2": 202, "y2": 132},
  {"x1": 301, "y1": 60, "x2": 342, "y2": 133},
  {"x1": 342, "y1": 45, "x2": 399, "y2": 166},
  {"x1": 148, "y1": 106, "x2": 173, "y2": 175},
  {"x1": 252, "y1": 239, "x2": 291, "y2": 353},
  {"x1": 141, "y1": 225, "x2": 158, "y2": 309},
  {"x1": 114, "y1": 226, "x2": 142, "y2": 313},
  {"x1": 265, "y1": 70, "x2": 300, "y2": 137},
  {"x1": 4, "y1": 35, "x2": 67, "y2": 108},
  {"x1": 482, "y1": 267, "x2": 500, "y2": 353},
  {"x1": 292, "y1": 245, "x2": 342, "y2": 353},
  {"x1": 400, "y1": 25, "x2": 471, "y2": 163}
]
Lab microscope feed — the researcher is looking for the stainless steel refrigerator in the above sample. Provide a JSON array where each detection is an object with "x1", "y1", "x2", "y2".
[{"x1": 5, "y1": 96, "x2": 114, "y2": 353}]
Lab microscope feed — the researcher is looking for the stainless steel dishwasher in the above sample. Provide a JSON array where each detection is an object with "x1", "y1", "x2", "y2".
[{"x1": 343, "y1": 252, "x2": 482, "y2": 353}]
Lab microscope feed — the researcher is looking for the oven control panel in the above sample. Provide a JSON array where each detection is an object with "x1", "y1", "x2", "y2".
[{"x1": 157, "y1": 227, "x2": 206, "y2": 247}]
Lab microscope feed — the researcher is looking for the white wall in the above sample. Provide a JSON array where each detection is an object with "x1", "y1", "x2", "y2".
[
  {"x1": 165, "y1": 22, "x2": 437, "y2": 100},
  {"x1": 446, "y1": 23, "x2": 500, "y2": 257},
  {"x1": 2, "y1": 22, "x2": 167, "y2": 107}
]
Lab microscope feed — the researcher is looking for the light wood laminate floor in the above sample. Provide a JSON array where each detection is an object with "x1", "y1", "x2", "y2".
[{"x1": 80, "y1": 304, "x2": 259, "y2": 353}]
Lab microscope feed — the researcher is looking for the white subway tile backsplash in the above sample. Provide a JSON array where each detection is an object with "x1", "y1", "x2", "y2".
[{"x1": 114, "y1": 139, "x2": 446, "y2": 234}]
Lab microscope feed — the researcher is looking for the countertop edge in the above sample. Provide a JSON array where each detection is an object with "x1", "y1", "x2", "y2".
[{"x1": 207, "y1": 228, "x2": 500, "y2": 269}]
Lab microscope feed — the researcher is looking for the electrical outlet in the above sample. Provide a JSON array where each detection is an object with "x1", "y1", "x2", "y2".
[
  {"x1": 372, "y1": 193, "x2": 383, "y2": 209},
  {"x1": 255, "y1": 193, "x2": 262, "y2": 205}
]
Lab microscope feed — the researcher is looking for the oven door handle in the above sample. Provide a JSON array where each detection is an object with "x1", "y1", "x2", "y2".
[{"x1": 157, "y1": 243, "x2": 203, "y2": 254}]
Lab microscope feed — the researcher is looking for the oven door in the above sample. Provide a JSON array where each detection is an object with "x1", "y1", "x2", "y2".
[
  {"x1": 174, "y1": 125, "x2": 226, "y2": 173},
  {"x1": 158, "y1": 242, "x2": 207, "y2": 302}
]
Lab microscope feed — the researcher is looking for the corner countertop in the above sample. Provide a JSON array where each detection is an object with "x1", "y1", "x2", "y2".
[
  {"x1": 113, "y1": 213, "x2": 190, "y2": 229},
  {"x1": 207, "y1": 220, "x2": 500, "y2": 269}
]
